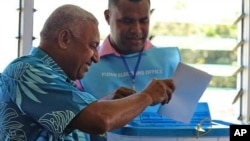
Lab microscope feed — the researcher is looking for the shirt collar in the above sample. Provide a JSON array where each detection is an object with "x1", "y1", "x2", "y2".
[
  {"x1": 29, "y1": 47, "x2": 74, "y2": 84},
  {"x1": 99, "y1": 35, "x2": 154, "y2": 57}
]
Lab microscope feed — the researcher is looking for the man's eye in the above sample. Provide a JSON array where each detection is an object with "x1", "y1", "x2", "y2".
[
  {"x1": 142, "y1": 20, "x2": 149, "y2": 23},
  {"x1": 140, "y1": 18, "x2": 149, "y2": 23},
  {"x1": 122, "y1": 19, "x2": 133, "y2": 23},
  {"x1": 89, "y1": 45, "x2": 96, "y2": 49},
  {"x1": 89, "y1": 43, "x2": 98, "y2": 49}
]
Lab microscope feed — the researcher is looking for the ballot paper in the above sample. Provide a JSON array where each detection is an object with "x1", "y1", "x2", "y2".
[{"x1": 157, "y1": 62, "x2": 212, "y2": 123}]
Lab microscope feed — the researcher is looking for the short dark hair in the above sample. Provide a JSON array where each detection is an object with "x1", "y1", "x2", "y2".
[{"x1": 108, "y1": 0, "x2": 150, "y2": 8}]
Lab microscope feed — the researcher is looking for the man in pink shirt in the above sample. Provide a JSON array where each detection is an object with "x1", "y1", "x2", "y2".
[
  {"x1": 77, "y1": 0, "x2": 181, "y2": 140},
  {"x1": 77, "y1": 0, "x2": 180, "y2": 99}
]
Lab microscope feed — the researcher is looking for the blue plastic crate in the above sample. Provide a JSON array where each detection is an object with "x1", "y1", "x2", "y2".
[{"x1": 129, "y1": 102, "x2": 211, "y2": 127}]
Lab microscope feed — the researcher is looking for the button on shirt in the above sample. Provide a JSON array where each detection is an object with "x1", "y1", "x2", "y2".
[{"x1": 0, "y1": 47, "x2": 97, "y2": 141}]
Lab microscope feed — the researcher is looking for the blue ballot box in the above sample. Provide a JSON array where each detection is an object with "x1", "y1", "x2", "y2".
[
  {"x1": 130, "y1": 102, "x2": 212, "y2": 128},
  {"x1": 107, "y1": 102, "x2": 231, "y2": 141}
]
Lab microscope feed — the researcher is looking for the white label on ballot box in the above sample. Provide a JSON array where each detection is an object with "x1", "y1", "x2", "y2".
[{"x1": 158, "y1": 62, "x2": 212, "y2": 123}]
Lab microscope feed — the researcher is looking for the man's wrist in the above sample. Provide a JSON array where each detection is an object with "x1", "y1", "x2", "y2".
[{"x1": 140, "y1": 92, "x2": 154, "y2": 106}]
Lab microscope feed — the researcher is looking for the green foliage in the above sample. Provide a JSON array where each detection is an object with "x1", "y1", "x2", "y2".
[
  {"x1": 151, "y1": 22, "x2": 238, "y2": 88},
  {"x1": 210, "y1": 76, "x2": 237, "y2": 88},
  {"x1": 151, "y1": 22, "x2": 238, "y2": 38},
  {"x1": 180, "y1": 50, "x2": 237, "y2": 65}
]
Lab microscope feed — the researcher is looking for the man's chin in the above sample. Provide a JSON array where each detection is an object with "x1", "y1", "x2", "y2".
[
  {"x1": 128, "y1": 40, "x2": 142, "y2": 46},
  {"x1": 79, "y1": 73, "x2": 85, "y2": 79}
]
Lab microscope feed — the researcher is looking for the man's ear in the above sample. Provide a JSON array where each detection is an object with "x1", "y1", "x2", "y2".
[
  {"x1": 104, "y1": 9, "x2": 110, "y2": 25},
  {"x1": 150, "y1": 9, "x2": 155, "y2": 16},
  {"x1": 58, "y1": 29, "x2": 71, "y2": 49}
]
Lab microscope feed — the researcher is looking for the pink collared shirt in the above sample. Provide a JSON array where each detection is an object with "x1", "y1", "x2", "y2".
[{"x1": 99, "y1": 36, "x2": 154, "y2": 57}]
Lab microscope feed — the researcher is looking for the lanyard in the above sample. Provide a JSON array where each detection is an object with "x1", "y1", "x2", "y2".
[{"x1": 121, "y1": 51, "x2": 143, "y2": 90}]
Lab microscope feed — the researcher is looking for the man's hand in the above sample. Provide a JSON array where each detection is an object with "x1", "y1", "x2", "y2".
[
  {"x1": 141, "y1": 78, "x2": 175, "y2": 105},
  {"x1": 101, "y1": 87, "x2": 136, "y2": 100},
  {"x1": 112, "y1": 87, "x2": 136, "y2": 99}
]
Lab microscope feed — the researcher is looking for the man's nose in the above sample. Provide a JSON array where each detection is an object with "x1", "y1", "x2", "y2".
[
  {"x1": 92, "y1": 50, "x2": 99, "y2": 63},
  {"x1": 130, "y1": 22, "x2": 142, "y2": 33}
]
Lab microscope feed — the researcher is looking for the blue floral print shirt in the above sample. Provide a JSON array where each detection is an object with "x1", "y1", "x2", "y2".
[{"x1": 0, "y1": 47, "x2": 97, "y2": 141}]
